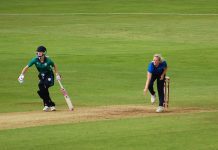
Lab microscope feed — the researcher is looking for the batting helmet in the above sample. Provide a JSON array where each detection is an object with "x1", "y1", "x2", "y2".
[{"x1": 36, "y1": 46, "x2": 47, "y2": 53}]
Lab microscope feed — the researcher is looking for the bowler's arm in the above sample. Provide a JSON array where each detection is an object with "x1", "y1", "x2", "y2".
[
  {"x1": 144, "y1": 72, "x2": 152, "y2": 95},
  {"x1": 160, "y1": 67, "x2": 168, "y2": 80}
]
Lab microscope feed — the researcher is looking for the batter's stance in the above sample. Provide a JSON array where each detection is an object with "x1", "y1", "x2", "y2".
[
  {"x1": 144, "y1": 54, "x2": 168, "y2": 113},
  {"x1": 18, "y1": 46, "x2": 61, "y2": 111}
]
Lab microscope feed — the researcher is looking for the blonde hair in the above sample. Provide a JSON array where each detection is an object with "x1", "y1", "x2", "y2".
[{"x1": 153, "y1": 54, "x2": 164, "y2": 63}]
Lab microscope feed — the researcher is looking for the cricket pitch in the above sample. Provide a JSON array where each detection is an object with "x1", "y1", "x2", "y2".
[{"x1": 0, "y1": 105, "x2": 216, "y2": 130}]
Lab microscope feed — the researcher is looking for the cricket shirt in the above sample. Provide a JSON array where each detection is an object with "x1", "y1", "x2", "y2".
[
  {"x1": 147, "y1": 61, "x2": 167, "y2": 75},
  {"x1": 28, "y1": 57, "x2": 54, "y2": 75}
]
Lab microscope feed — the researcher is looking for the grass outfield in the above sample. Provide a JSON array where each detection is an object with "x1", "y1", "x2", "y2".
[
  {"x1": 0, "y1": 112, "x2": 218, "y2": 150},
  {"x1": 0, "y1": 0, "x2": 218, "y2": 149}
]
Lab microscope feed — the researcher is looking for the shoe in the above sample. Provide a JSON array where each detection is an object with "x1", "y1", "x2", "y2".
[
  {"x1": 50, "y1": 106, "x2": 56, "y2": 111},
  {"x1": 156, "y1": 106, "x2": 164, "y2": 113},
  {"x1": 43, "y1": 106, "x2": 50, "y2": 112},
  {"x1": 151, "y1": 94, "x2": 156, "y2": 104}
]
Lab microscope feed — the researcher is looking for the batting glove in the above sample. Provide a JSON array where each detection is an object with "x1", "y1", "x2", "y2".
[
  {"x1": 56, "y1": 73, "x2": 61, "y2": 81},
  {"x1": 18, "y1": 74, "x2": 24, "y2": 83}
]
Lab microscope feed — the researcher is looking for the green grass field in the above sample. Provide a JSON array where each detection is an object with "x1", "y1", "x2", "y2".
[{"x1": 0, "y1": 0, "x2": 218, "y2": 149}]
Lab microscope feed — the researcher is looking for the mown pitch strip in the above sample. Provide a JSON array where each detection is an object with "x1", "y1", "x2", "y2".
[{"x1": 0, "y1": 105, "x2": 215, "y2": 130}]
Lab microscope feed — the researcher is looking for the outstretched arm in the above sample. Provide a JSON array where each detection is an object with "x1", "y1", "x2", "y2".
[
  {"x1": 18, "y1": 65, "x2": 29, "y2": 83},
  {"x1": 21, "y1": 65, "x2": 29, "y2": 75},
  {"x1": 144, "y1": 72, "x2": 152, "y2": 95},
  {"x1": 54, "y1": 64, "x2": 61, "y2": 80}
]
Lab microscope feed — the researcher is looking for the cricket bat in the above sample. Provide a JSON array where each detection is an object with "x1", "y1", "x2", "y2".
[{"x1": 57, "y1": 80, "x2": 74, "y2": 111}]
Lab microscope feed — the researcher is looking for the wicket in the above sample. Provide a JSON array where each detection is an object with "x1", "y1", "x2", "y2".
[{"x1": 163, "y1": 76, "x2": 170, "y2": 109}]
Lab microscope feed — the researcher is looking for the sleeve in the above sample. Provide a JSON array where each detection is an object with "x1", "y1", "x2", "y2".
[
  {"x1": 27, "y1": 58, "x2": 36, "y2": 67},
  {"x1": 50, "y1": 59, "x2": 55, "y2": 67},
  {"x1": 163, "y1": 61, "x2": 167, "y2": 68},
  {"x1": 147, "y1": 62, "x2": 154, "y2": 73}
]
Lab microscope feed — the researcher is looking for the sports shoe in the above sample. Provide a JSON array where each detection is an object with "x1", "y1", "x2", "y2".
[
  {"x1": 50, "y1": 106, "x2": 56, "y2": 111},
  {"x1": 151, "y1": 94, "x2": 156, "y2": 104},
  {"x1": 156, "y1": 106, "x2": 164, "y2": 113},
  {"x1": 43, "y1": 106, "x2": 50, "y2": 112}
]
